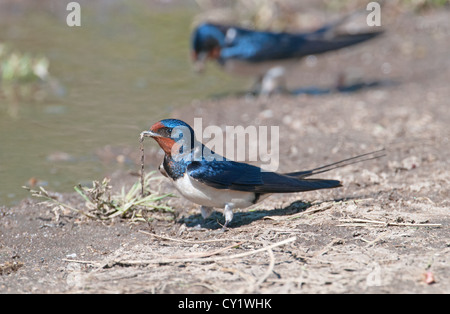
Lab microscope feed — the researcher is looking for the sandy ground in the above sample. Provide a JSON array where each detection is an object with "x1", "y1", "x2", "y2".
[{"x1": 1, "y1": 8, "x2": 449, "y2": 294}]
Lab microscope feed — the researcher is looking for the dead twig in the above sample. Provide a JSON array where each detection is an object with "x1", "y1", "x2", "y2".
[
  {"x1": 313, "y1": 238, "x2": 345, "y2": 258},
  {"x1": 337, "y1": 218, "x2": 441, "y2": 228},
  {"x1": 109, "y1": 236, "x2": 296, "y2": 267},
  {"x1": 139, "y1": 230, "x2": 247, "y2": 244},
  {"x1": 139, "y1": 230, "x2": 268, "y2": 246},
  {"x1": 62, "y1": 236, "x2": 296, "y2": 275},
  {"x1": 264, "y1": 204, "x2": 333, "y2": 221},
  {"x1": 61, "y1": 259, "x2": 102, "y2": 266},
  {"x1": 255, "y1": 248, "x2": 275, "y2": 288},
  {"x1": 175, "y1": 242, "x2": 244, "y2": 259}
]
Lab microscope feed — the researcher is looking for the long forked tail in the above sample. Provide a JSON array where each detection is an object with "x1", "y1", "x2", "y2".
[
  {"x1": 298, "y1": 7, "x2": 384, "y2": 57},
  {"x1": 313, "y1": 8, "x2": 366, "y2": 36},
  {"x1": 285, "y1": 149, "x2": 386, "y2": 179},
  {"x1": 298, "y1": 31, "x2": 383, "y2": 57}
]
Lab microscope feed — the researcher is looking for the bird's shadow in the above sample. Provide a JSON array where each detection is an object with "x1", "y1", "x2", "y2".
[
  {"x1": 290, "y1": 79, "x2": 398, "y2": 95},
  {"x1": 178, "y1": 200, "x2": 307, "y2": 230},
  {"x1": 178, "y1": 194, "x2": 373, "y2": 230},
  {"x1": 211, "y1": 79, "x2": 399, "y2": 99}
]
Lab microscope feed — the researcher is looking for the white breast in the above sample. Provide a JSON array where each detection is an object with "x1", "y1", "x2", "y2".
[{"x1": 171, "y1": 173, "x2": 262, "y2": 209}]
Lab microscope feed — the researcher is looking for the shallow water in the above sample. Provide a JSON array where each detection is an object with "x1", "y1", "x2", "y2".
[{"x1": 0, "y1": 1, "x2": 246, "y2": 205}]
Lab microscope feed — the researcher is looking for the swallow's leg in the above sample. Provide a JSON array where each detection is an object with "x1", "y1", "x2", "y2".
[
  {"x1": 260, "y1": 66, "x2": 286, "y2": 96},
  {"x1": 250, "y1": 75, "x2": 264, "y2": 94},
  {"x1": 223, "y1": 203, "x2": 234, "y2": 229},
  {"x1": 200, "y1": 206, "x2": 214, "y2": 219}
]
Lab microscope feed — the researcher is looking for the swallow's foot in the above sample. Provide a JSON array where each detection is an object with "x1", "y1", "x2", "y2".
[
  {"x1": 224, "y1": 203, "x2": 234, "y2": 225},
  {"x1": 220, "y1": 221, "x2": 230, "y2": 232}
]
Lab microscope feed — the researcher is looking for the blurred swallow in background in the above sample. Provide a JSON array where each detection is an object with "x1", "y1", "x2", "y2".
[
  {"x1": 191, "y1": 11, "x2": 383, "y2": 95},
  {"x1": 141, "y1": 119, "x2": 385, "y2": 229}
]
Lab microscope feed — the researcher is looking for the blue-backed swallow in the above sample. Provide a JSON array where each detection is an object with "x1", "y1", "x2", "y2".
[
  {"x1": 191, "y1": 12, "x2": 383, "y2": 94},
  {"x1": 141, "y1": 119, "x2": 385, "y2": 228}
]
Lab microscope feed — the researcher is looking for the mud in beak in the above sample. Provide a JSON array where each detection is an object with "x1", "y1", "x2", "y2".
[{"x1": 140, "y1": 130, "x2": 162, "y2": 141}]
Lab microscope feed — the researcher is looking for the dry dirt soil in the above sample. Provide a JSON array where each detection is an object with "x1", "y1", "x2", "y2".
[{"x1": 1, "y1": 8, "x2": 449, "y2": 294}]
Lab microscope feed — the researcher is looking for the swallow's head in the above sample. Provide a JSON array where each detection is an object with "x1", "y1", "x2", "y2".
[
  {"x1": 191, "y1": 23, "x2": 226, "y2": 73},
  {"x1": 141, "y1": 119, "x2": 195, "y2": 156}
]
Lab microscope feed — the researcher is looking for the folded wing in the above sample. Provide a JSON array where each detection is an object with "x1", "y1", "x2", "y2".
[
  {"x1": 187, "y1": 160, "x2": 341, "y2": 193},
  {"x1": 221, "y1": 26, "x2": 382, "y2": 62}
]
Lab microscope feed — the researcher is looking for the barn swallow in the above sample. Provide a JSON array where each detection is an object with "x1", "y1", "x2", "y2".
[
  {"x1": 191, "y1": 12, "x2": 383, "y2": 94},
  {"x1": 141, "y1": 119, "x2": 384, "y2": 228}
]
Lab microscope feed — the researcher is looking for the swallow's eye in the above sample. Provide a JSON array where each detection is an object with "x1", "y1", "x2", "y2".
[
  {"x1": 158, "y1": 127, "x2": 172, "y2": 138},
  {"x1": 204, "y1": 37, "x2": 219, "y2": 52}
]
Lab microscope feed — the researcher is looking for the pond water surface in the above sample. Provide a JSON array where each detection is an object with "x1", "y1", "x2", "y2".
[{"x1": 0, "y1": 1, "x2": 246, "y2": 205}]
